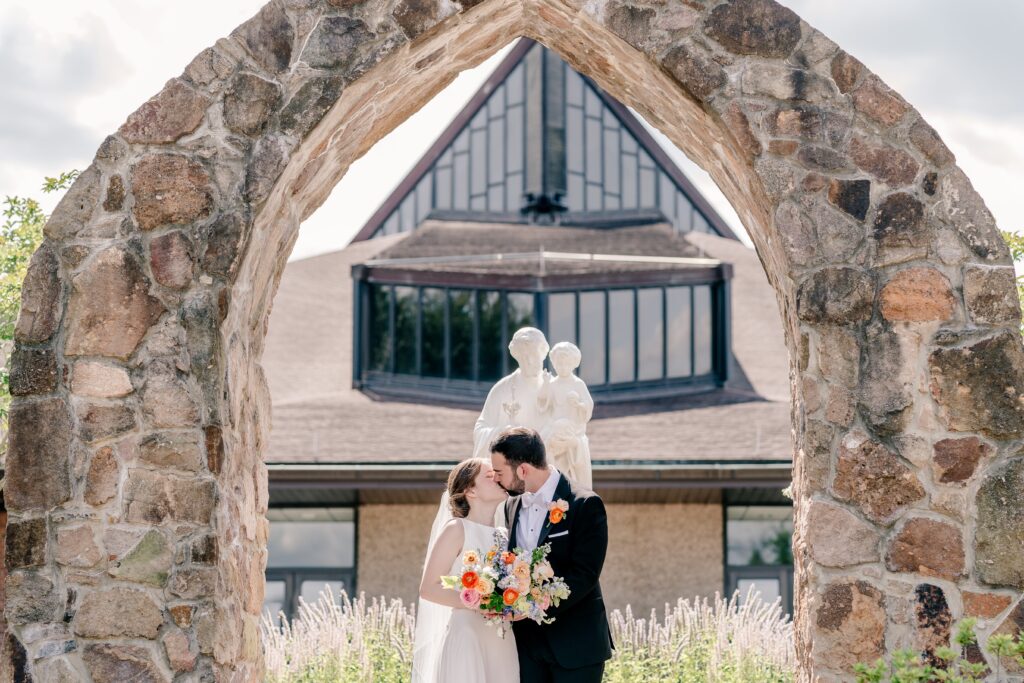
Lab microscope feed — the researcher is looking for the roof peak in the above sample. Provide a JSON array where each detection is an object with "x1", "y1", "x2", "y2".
[{"x1": 350, "y1": 38, "x2": 737, "y2": 243}]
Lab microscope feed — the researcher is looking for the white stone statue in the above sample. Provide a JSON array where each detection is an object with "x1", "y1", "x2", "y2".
[
  {"x1": 538, "y1": 342, "x2": 594, "y2": 490},
  {"x1": 474, "y1": 329, "x2": 594, "y2": 491},
  {"x1": 473, "y1": 327, "x2": 552, "y2": 460}
]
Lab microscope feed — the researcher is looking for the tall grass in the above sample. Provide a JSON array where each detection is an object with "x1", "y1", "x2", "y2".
[
  {"x1": 605, "y1": 590, "x2": 795, "y2": 682},
  {"x1": 261, "y1": 586, "x2": 795, "y2": 682},
  {"x1": 261, "y1": 587, "x2": 413, "y2": 683}
]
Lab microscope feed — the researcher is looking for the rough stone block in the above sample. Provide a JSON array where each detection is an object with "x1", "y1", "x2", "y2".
[
  {"x1": 123, "y1": 469, "x2": 216, "y2": 525},
  {"x1": 975, "y1": 457, "x2": 1024, "y2": 588},
  {"x1": 73, "y1": 587, "x2": 163, "y2": 639},
  {"x1": 832, "y1": 431, "x2": 925, "y2": 524},
  {"x1": 704, "y1": 0, "x2": 801, "y2": 58},
  {"x1": 885, "y1": 517, "x2": 965, "y2": 580},
  {"x1": 119, "y1": 78, "x2": 210, "y2": 144},
  {"x1": 64, "y1": 246, "x2": 166, "y2": 359},
  {"x1": 131, "y1": 154, "x2": 213, "y2": 231},
  {"x1": 5, "y1": 398, "x2": 72, "y2": 512}
]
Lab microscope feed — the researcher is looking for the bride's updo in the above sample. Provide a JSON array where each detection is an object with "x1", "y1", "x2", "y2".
[{"x1": 447, "y1": 458, "x2": 484, "y2": 518}]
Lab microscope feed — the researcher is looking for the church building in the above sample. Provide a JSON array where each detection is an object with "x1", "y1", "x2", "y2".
[{"x1": 259, "y1": 38, "x2": 794, "y2": 623}]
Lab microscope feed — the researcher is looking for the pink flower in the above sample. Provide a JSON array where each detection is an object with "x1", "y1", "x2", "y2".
[{"x1": 460, "y1": 589, "x2": 482, "y2": 609}]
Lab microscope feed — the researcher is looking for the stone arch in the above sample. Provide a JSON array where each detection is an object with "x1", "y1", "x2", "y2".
[{"x1": 6, "y1": 0, "x2": 1022, "y2": 679}]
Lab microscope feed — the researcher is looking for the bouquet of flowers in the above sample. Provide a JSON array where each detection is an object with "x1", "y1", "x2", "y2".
[{"x1": 441, "y1": 527, "x2": 570, "y2": 637}]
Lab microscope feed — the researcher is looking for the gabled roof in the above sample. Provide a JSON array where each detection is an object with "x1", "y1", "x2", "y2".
[{"x1": 349, "y1": 38, "x2": 738, "y2": 243}]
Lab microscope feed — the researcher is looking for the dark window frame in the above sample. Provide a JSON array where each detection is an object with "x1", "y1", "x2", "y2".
[
  {"x1": 264, "y1": 505, "x2": 359, "y2": 626},
  {"x1": 722, "y1": 499, "x2": 794, "y2": 617},
  {"x1": 354, "y1": 272, "x2": 729, "y2": 405}
]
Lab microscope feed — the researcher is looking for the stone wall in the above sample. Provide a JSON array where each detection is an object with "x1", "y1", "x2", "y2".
[
  {"x1": 4, "y1": 0, "x2": 1022, "y2": 680},
  {"x1": 602, "y1": 503, "x2": 723, "y2": 616},
  {"x1": 357, "y1": 504, "x2": 435, "y2": 607}
]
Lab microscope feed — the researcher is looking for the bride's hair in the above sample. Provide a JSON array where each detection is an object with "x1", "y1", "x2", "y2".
[{"x1": 447, "y1": 458, "x2": 484, "y2": 518}]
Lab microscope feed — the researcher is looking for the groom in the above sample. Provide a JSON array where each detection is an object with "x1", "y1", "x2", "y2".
[{"x1": 490, "y1": 427, "x2": 613, "y2": 682}]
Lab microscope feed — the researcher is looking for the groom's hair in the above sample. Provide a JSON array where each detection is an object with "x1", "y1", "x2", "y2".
[{"x1": 489, "y1": 427, "x2": 547, "y2": 468}]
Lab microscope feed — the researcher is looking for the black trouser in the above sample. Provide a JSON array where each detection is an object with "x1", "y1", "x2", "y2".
[{"x1": 517, "y1": 634, "x2": 605, "y2": 683}]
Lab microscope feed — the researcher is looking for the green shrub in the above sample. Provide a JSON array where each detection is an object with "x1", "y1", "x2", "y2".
[{"x1": 854, "y1": 617, "x2": 1024, "y2": 683}]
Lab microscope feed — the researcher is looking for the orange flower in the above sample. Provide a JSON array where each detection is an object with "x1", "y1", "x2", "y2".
[
  {"x1": 461, "y1": 571, "x2": 479, "y2": 589},
  {"x1": 549, "y1": 499, "x2": 569, "y2": 524},
  {"x1": 503, "y1": 588, "x2": 520, "y2": 605},
  {"x1": 501, "y1": 551, "x2": 517, "y2": 565}
]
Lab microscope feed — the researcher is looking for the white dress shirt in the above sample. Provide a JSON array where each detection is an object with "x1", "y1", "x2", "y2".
[{"x1": 516, "y1": 467, "x2": 561, "y2": 551}]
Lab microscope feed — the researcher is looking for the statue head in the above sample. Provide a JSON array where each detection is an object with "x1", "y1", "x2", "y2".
[
  {"x1": 508, "y1": 327, "x2": 549, "y2": 377},
  {"x1": 549, "y1": 341, "x2": 582, "y2": 377}
]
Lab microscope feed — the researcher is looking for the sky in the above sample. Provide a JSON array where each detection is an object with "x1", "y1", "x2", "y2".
[{"x1": 1, "y1": 1, "x2": 1021, "y2": 262}]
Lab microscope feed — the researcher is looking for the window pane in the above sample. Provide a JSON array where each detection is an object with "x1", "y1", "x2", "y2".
[
  {"x1": 267, "y1": 521, "x2": 355, "y2": 567},
  {"x1": 300, "y1": 580, "x2": 347, "y2": 608},
  {"x1": 567, "y1": 174, "x2": 584, "y2": 213},
  {"x1": 488, "y1": 86, "x2": 505, "y2": 118},
  {"x1": 676, "y1": 192, "x2": 693, "y2": 232},
  {"x1": 609, "y1": 290, "x2": 635, "y2": 383},
  {"x1": 367, "y1": 284, "x2": 390, "y2": 372},
  {"x1": 603, "y1": 128, "x2": 620, "y2": 196},
  {"x1": 727, "y1": 506, "x2": 793, "y2": 566},
  {"x1": 479, "y1": 291, "x2": 503, "y2": 382},
  {"x1": 585, "y1": 118, "x2": 602, "y2": 184},
  {"x1": 566, "y1": 69, "x2": 584, "y2": 106},
  {"x1": 506, "y1": 106, "x2": 524, "y2": 174},
  {"x1": 659, "y1": 172, "x2": 675, "y2": 221},
  {"x1": 694, "y1": 211, "x2": 711, "y2": 234},
  {"x1": 507, "y1": 63, "x2": 524, "y2": 105},
  {"x1": 567, "y1": 107, "x2": 584, "y2": 174},
  {"x1": 694, "y1": 285, "x2": 713, "y2": 376},
  {"x1": 471, "y1": 130, "x2": 487, "y2": 196},
  {"x1": 449, "y1": 289, "x2": 474, "y2": 380},
  {"x1": 737, "y1": 578, "x2": 781, "y2": 606},
  {"x1": 394, "y1": 286, "x2": 417, "y2": 374},
  {"x1": 548, "y1": 293, "x2": 576, "y2": 346},
  {"x1": 637, "y1": 288, "x2": 663, "y2": 381},
  {"x1": 506, "y1": 293, "x2": 535, "y2": 371},
  {"x1": 639, "y1": 167, "x2": 656, "y2": 207},
  {"x1": 666, "y1": 286, "x2": 691, "y2": 378},
  {"x1": 263, "y1": 580, "x2": 286, "y2": 627},
  {"x1": 400, "y1": 194, "x2": 415, "y2": 232},
  {"x1": 622, "y1": 153, "x2": 637, "y2": 209},
  {"x1": 422, "y1": 288, "x2": 445, "y2": 378},
  {"x1": 579, "y1": 291, "x2": 606, "y2": 385},
  {"x1": 489, "y1": 116, "x2": 504, "y2": 186},
  {"x1": 585, "y1": 85, "x2": 601, "y2": 117},
  {"x1": 622, "y1": 133, "x2": 637, "y2": 155},
  {"x1": 506, "y1": 173, "x2": 523, "y2": 213},
  {"x1": 454, "y1": 154, "x2": 469, "y2": 210},
  {"x1": 435, "y1": 167, "x2": 452, "y2": 210},
  {"x1": 488, "y1": 185, "x2": 504, "y2": 212},
  {"x1": 416, "y1": 174, "x2": 433, "y2": 222}
]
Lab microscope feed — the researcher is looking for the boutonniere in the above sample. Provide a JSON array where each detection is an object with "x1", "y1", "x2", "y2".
[{"x1": 549, "y1": 499, "x2": 569, "y2": 524}]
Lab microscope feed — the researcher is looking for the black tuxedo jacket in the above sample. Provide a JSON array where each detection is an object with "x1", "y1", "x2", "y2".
[{"x1": 504, "y1": 474, "x2": 614, "y2": 669}]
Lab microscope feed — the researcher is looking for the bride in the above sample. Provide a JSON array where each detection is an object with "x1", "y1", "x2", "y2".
[{"x1": 413, "y1": 458, "x2": 520, "y2": 683}]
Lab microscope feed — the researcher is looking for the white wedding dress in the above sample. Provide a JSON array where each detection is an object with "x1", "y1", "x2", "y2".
[{"x1": 434, "y1": 518, "x2": 519, "y2": 683}]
